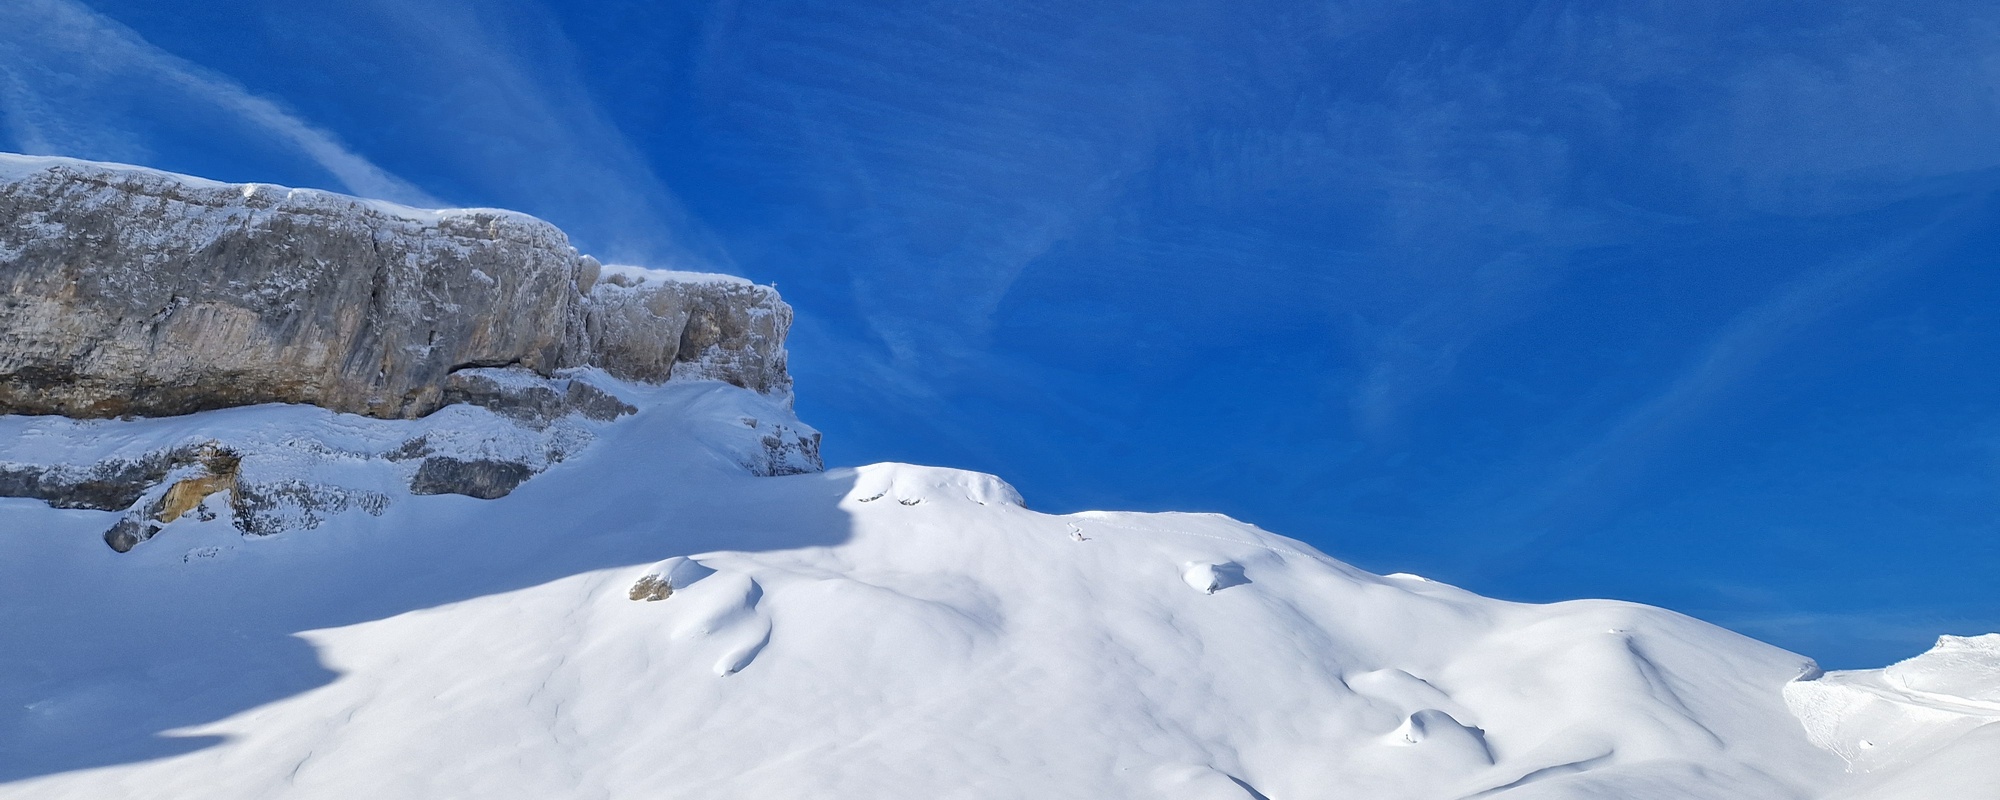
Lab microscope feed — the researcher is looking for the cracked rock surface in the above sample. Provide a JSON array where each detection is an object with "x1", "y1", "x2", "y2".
[{"x1": 0, "y1": 154, "x2": 795, "y2": 420}]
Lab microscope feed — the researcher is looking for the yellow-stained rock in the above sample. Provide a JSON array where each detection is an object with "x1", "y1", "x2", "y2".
[{"x1": 155, "y1": 447, "x2": 240, "y2": 523}]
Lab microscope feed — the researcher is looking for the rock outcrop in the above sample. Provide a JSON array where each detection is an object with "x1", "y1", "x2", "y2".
[
  {"x1": 438, "y1": 366, "x2": 637, "y2": 429},
  {"x1": 0, "y1": 154, "x2": 821, "y2": 551},
  {"x1": 579, "y1": 265, "x2": 792, "y2": 397},
  {"x1": 0, "y1": 444, "x2": 205, "y2": 511},
  {"x1": 0, "y1": 154, "x2": 793, "y2": 419}
]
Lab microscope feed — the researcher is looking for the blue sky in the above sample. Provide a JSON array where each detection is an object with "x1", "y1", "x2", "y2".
[{"x1": 4, "y1": 0, "x2": 1995, "y2": 667}]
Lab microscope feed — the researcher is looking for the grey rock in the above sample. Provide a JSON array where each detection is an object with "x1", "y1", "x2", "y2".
[
  {"x1": 103, "y1": 518, "x2": 161, "y2": 553},
  {"x1": 0, "y1": 155, "x2": 797, "y2": 420},
  {"x1": 0, "y1": 439, "x2": 390, "y2": 549},
  {"x1": 231, "y1": 480, "x2": 389, "y2": 536},
  {"x1": 383, "y1": 436, "x2": 434, "y2": 462},
  {"x1": 436, "y1": 367, "x2": 636, "y2": 428},
  {"x1": 564, "y1": 380, "x2": 637, "y2": 422},
  {"x1": 0, "y1": 154, "x2": 820, "y2": 552},
  {"x1": 0, "y1": 452, "x2": 175, "y2": 510},
  {"x1": 734, "y1": 417, "x2": 824, "y2": 477},
  {"x1": 409, "y1": 457, "x2": 536, "y2": 500},
  {"x1": 440, "y1": 369, "x2": 571, "y2": 429},
  {"x1": 576, "y1": 272, "x2": 794, "y2": 399},
  {"x1": 0, "y1": 158, "x2": 580, "y2": 419}
]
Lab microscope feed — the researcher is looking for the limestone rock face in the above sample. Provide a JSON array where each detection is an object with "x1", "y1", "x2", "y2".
[
  {"x1": 0, "y1": 154, "x2": 794, "y2": 419},
  {"x1": 0, "y1": 157, "x2": 581, "y2": 419},
  {"x1": 579, "y1": 265, "x2": 793, "y2": 398}
]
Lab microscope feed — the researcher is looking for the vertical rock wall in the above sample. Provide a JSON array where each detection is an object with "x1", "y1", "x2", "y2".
[
  {"x1": 0, "y1": 154, "x2": 794, "y2": 419},
  {"x1": 576, "y1": 264, "x2": 794, "y2": 400}
]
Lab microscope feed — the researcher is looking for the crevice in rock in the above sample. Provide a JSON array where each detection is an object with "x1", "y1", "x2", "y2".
[{"x1": 445, "y1": 359, "x2": 528, "y2": 375}]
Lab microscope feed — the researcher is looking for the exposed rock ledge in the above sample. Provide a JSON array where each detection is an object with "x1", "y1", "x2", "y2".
[
  {"x1": 0, "y1": 372, "x2": 822, "y2": 551},
  {"x1": 0, "y1": 153, "x2": 792, "y2": 419}
]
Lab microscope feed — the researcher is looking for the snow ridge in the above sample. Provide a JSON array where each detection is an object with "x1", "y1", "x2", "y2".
[{"x1": 1784, "y1": 634, "x2": 2000, "y2": 798}]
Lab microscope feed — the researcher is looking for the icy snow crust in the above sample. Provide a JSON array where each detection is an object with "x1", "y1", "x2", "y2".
[{"x1": 0, "y1": 380, "x2": 1965, "y2": 798}]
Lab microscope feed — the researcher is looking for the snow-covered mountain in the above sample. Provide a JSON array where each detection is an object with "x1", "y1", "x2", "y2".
[{"x1": 2, "y1": 157, "x2": 1994, "y2": 799}]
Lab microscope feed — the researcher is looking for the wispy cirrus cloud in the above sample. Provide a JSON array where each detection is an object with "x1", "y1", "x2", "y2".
[
  {"x1": 1688, "y1": 11, "x2": 2000, "y2": 213},
  {"x1": 1446, "y1": 202, "x2": 1978, "y2": 572},
  {"x1": 304, "y1": 0, "x2": 725, "y2": 268},
  {"x1": 0, "y1": 0, "x2": 719, "y2": 270},
  {"x1": 0, "y1": 0, "x2": 436, "y2": 206},
  {"x1": 1331, "y1": 1, "x2": 2000, "y2": 439}
]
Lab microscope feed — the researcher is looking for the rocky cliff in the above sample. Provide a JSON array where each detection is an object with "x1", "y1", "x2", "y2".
[
  {"x1": 0, "y1": 154, "x2": 819, "y2": 550},
  {"x1": 0, "y1": 154, "x2": 791, "y2": 419}
]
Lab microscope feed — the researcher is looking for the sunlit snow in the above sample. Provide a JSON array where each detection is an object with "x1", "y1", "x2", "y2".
[{"x1": 4, "y1": 377, "x2": 1989, "y2": 798}]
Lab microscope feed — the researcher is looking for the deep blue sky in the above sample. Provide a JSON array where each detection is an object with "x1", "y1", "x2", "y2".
[{"x1": 4, "y1": 0, "x2": 1995, "y2": 667}]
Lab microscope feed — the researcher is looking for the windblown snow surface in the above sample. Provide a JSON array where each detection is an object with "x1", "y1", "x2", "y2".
[{"x1": 0, "y1": 379, "x2": 1992, "y2": 799}]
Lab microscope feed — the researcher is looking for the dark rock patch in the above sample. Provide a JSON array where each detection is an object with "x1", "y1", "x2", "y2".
[
  {"x1": 440, "y1": 369, "x2": 570, "y2": 429},
  {"x1": 565, "y1": 380, "x2": 637, "y2": 421},
  {"x1": 409, "y1": 457, "x2": 536, "y2": 500},
  {"x1": 103, "y1": 518, "x2": 161, "y2": 553},
  {"x1": 231, "y1": 480, "x2": 389, "y2": 536},
  {"x1": 0, "y1": 452, "x2": 175, "y2": 511}
]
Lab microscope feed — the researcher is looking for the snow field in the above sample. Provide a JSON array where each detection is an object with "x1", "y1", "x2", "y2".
[{"x1": 0, "y1": 379, "x2": 1987, "y2": 798}]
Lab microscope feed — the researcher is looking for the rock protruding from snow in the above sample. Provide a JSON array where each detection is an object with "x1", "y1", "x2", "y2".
[
  {"x1": 0, "y1": 154, "x2": 795, "y2": 420},
  {"x1": 629, "y1": 556, "x2": 720, "y2": 602},
  {"x1": 579, "y1": 265, "x2": 793, "y2": 398},
  {"x1": 440, "y1": 367, "x2": 636, "y2": 429},
  {"x1": 0, "y1": 374, "x2": 817, "y2": 550}
]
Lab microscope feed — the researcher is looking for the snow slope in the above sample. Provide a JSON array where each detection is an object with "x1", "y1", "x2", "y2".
[
  {"x1": 1786, "y1": 635, "x2": 2000, "y2": 799},
  {"x1": 0, "y1": 379, "x2": 1981, "y2": 798}
]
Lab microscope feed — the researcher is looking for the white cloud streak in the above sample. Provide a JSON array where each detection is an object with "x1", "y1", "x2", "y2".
[
  {"x1": 325, "y1": 0, "x2": 722, "y2": 268},
  {"x1": 1453, "y1": 203, "x2": 1977, "y2": 567},
  {"x1": 0, "y1": 0, "x2": 437, "y2": 206}
]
